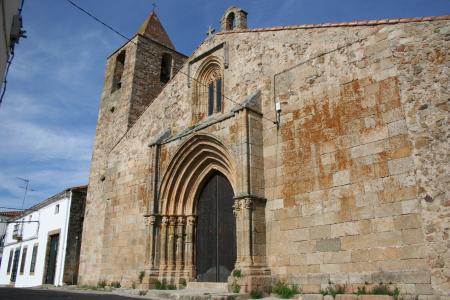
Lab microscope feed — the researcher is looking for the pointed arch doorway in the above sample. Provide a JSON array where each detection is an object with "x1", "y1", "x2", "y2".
[{"x1": 195, "y1": 171, "x2": 236, "y2": 282}]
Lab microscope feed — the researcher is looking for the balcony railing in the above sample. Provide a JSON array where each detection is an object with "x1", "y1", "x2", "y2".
[{"x1": 12, "y1": 224, "x2": 22, "y2": 240}]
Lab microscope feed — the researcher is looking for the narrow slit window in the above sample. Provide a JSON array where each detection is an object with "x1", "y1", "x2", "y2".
[
  {"x1": 160, "y1": 53, "x2": 172, "y2": 84},
  {"x1": 112, "y1": 50, "x2": 126, "y2": 93},
  {"x1": 216, "y1": 78, "x2": 222, "y2": 112},
  {"x1": 208, "y1": 82, "x2": 214, "y2": 115},
  {"x1": 55, "y1": 204, "x2": 60, "y2": 214}
]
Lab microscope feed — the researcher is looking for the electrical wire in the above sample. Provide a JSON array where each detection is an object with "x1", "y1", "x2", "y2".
[
  {"x1": 0, "y1": 52, "x2": 15, "y2": 106},
  {"x1": 64, "y1": 0, "x2": 279, "y2": 126},
  {"x1": 0, "y1": 0, "x2": 25, "y2": 106}
]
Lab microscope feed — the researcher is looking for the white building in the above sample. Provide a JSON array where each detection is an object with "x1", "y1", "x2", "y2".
[
  {"x1": 0, "y1": 185, "x2": 86, "y2": 287},
  {"x1": 0, "y1": 211, "x2": 22, "y2": 266}
]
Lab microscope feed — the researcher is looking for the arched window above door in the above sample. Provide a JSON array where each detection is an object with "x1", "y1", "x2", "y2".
[{"x1": 192, "y1": 57, "x2": 223, "y2": 123}]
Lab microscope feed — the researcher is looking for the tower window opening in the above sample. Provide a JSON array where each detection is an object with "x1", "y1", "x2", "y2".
[
  {"x1": 160, "y1": 53, "x2": 173, "y2": 84},
  {"x1": 112, "y1": 50, "x2": 126, "y2": 93},
  {"x1": 226, "y1": 12, "x2": 236, "y2": 30}
]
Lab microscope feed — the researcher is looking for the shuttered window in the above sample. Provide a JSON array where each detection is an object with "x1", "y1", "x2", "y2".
[
  {"x1": 19, "y1": 246, "x2": 27, "y2": 274},
  {"x1": 7, "y1": 249, "x2": 13, "y2": 273},
  {"x1": 30, "y1": 244, "x2": 38, "y2": 274}
]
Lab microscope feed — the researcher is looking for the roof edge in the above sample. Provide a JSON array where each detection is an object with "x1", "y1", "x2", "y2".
[
  {"x1": 9, "y1": 185, "x2": 87, "y2": 221},
  {"x1": 216, "y1": 15, "x2": 450, "y2": 35}
]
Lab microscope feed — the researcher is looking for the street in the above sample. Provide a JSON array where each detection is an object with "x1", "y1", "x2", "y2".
[{"x1": 0, "y1": 288, "x2": 144, "y2": 300}]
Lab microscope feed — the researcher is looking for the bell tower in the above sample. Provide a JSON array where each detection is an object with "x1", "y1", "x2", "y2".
[
  {"x1": 80, "y1": 9, "x2": 187, "y2": 285},
  {"x1": 94, "y1": 10, "x2": 187, "y2": 154},
  {"x1": 220, "y1": 6, "x2": 248, "y2": 31}
]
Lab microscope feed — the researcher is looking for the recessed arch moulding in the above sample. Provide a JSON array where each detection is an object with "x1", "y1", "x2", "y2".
[
  {"x1": 143, "y1": 132, "x2": 271, "y2": 292},
  {"x1": 160, "y1": 134, "x2": 237, "y2": 216}
]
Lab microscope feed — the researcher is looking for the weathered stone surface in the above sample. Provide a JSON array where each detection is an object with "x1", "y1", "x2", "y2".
[
  {"x1": 298, "y1": 294, "x2": 324, "y2": 300},
  {"x1": 77, "y1": 5, "x2": 450, "y2": 297},
  {"x1": 316, "y1": 238, "x2": 342, "y2": 252},
  {"x1": 336, "y1": 295, "x2": 358, "y2": 300},
  {"x1": 358, "y1": 296, "x2": 393, "y2": 300}
]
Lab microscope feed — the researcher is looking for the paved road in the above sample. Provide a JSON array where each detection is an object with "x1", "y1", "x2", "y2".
[{"x1": 0, "y1": 288, "x2": 143, "y2": 300}]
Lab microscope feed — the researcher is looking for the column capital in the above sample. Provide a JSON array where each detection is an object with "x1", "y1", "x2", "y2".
[
  {"x1": 241, "y1": 198, "x2": 253, "y2": 210},
  {"x1": 233, "y1": 199, "x2": 241, "y2": 215},
  {"x1": 161, "y1": 216, "x2": 169, "y2": 225},
  {"x1": 169, "y1": 216, "x2": 177, "y2": 226},
  {"x1": 177, "y1": 216, "x2": 185, "y2": 224},
  {"x1": 187, "y1": 215, "x2": 197, "y2": 225},
  {"x1": 233, "y1": 194, "x2": 267, "y2": 203},
  {"x1": 144, "y1": 214, "x2": 157, "y2": 227}
]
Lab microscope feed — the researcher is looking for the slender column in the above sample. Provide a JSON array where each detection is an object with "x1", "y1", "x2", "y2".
[
  {"x1": 233, "y1": 199, "x2": 242, "y2": 266},
  {"x1": 185, "y1": 216, "x2": 196, "y2": 276},
  {"x1": 159, "y1": 216, "x2": 169, "y2": 270},
  {"x1": 168, "y1": 216, "x2": 177, "y2": 270},
  {"x1": 176, "y1": 216, "x2": 185, "y2": 270},
  {"x1": 146, "y1": 215, "x2": 157, "y2": 268},
  {"x1": 242, "y1": 198, "x2": 253, "y2": 266}
]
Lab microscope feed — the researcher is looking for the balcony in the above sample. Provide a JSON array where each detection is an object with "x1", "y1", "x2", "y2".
[{"x1": 12, "y1": 224, "x2": 22, "y2": 240}]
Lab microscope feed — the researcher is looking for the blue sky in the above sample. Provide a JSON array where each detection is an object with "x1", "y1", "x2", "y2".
[{"x1": 0, "y1": 0, "x2": 448, "y2": 209}]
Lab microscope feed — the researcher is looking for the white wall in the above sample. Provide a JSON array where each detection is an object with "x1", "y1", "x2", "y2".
[
  {"x1": 0, "y1": 216, "x2": 9, "y2": 263},
  {"x1": 0, "y1": 194, "x2": 72, "y2": 287},
  {"x1": 0, "y1": 0, "x2": 21, "y2": 88}
]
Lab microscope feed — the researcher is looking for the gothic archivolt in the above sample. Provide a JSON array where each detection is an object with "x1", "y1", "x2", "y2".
[{"x1": 159, "y1": 134, "x2": 236, "y2": 216}]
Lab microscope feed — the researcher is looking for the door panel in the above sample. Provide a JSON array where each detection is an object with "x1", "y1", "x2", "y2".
[
  {"x1": 196, "y1": 172, "x2": 235, "y2": 282},
  {"x1": 217, "y1": 174, "x2": 236, "y2": 282},
  {"x1": 45, "y1": 234, "x2": 59, "y2": 284}
]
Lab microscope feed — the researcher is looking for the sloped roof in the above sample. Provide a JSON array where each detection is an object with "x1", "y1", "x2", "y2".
[
  {"x1": 138, "y1": 10, "x2": 175, "y2": 49},
  {"x1": 0, "y1": 211, "x2": 22, "y2": 218}
]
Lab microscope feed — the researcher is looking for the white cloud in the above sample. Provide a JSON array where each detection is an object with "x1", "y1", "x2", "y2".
[
  {"x1": 0, "y1": 24, "x2": 105, "y2": 209},
  {"x1": 0, "y1": 164, "x2": 89, "y2": 208},
  {"x1": 0, "y1": 118, "x2": 93, "y2": 162},
  {"x1": 10, "y1": 27, "x2": 113, "y2": 87}
]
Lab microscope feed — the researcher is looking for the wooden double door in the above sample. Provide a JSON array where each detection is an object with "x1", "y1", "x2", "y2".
[{"x1": 195, "y1": 172, "x2": 236, "y2": 282}]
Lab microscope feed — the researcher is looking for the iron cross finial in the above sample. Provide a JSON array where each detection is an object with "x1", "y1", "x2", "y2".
[
  {"x1": 206, "y1": 26, "x2": 216, "y2": 36},
  {"x1": 152, "y1": 1, "x2": 158, "y2": 11}
]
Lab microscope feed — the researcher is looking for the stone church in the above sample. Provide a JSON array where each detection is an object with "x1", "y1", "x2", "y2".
[{"x1": 78, "y1": 6, "x2": 449, "y2": 297}]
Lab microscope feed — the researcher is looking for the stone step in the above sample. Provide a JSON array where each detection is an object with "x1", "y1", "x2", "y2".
[{"x1": 186, "y1": 282, "x2": 228, "y2": 291}]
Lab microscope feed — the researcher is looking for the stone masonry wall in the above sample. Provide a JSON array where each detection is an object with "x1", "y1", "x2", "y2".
[
  {"x1": 263, "y1": 21, "x2": 449, "y2": 295},
  {"x1": 394, "y1": 23, "x2": 449, "y2": 295},
  {"x1": 63, "y1": 188, "x2": 87, "y2": 285},
  {"x1": 79, "y1": 16, "x2": 449, "y2": 296}
]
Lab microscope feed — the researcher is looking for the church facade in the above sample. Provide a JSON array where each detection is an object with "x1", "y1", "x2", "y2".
[{"x1": 78, "y1": 7, "x2": 450, "y2": 296}]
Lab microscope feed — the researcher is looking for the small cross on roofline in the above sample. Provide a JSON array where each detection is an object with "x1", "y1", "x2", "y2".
[{"x1": 206, "y1": 26, "x2": 216, "y2": 36}]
